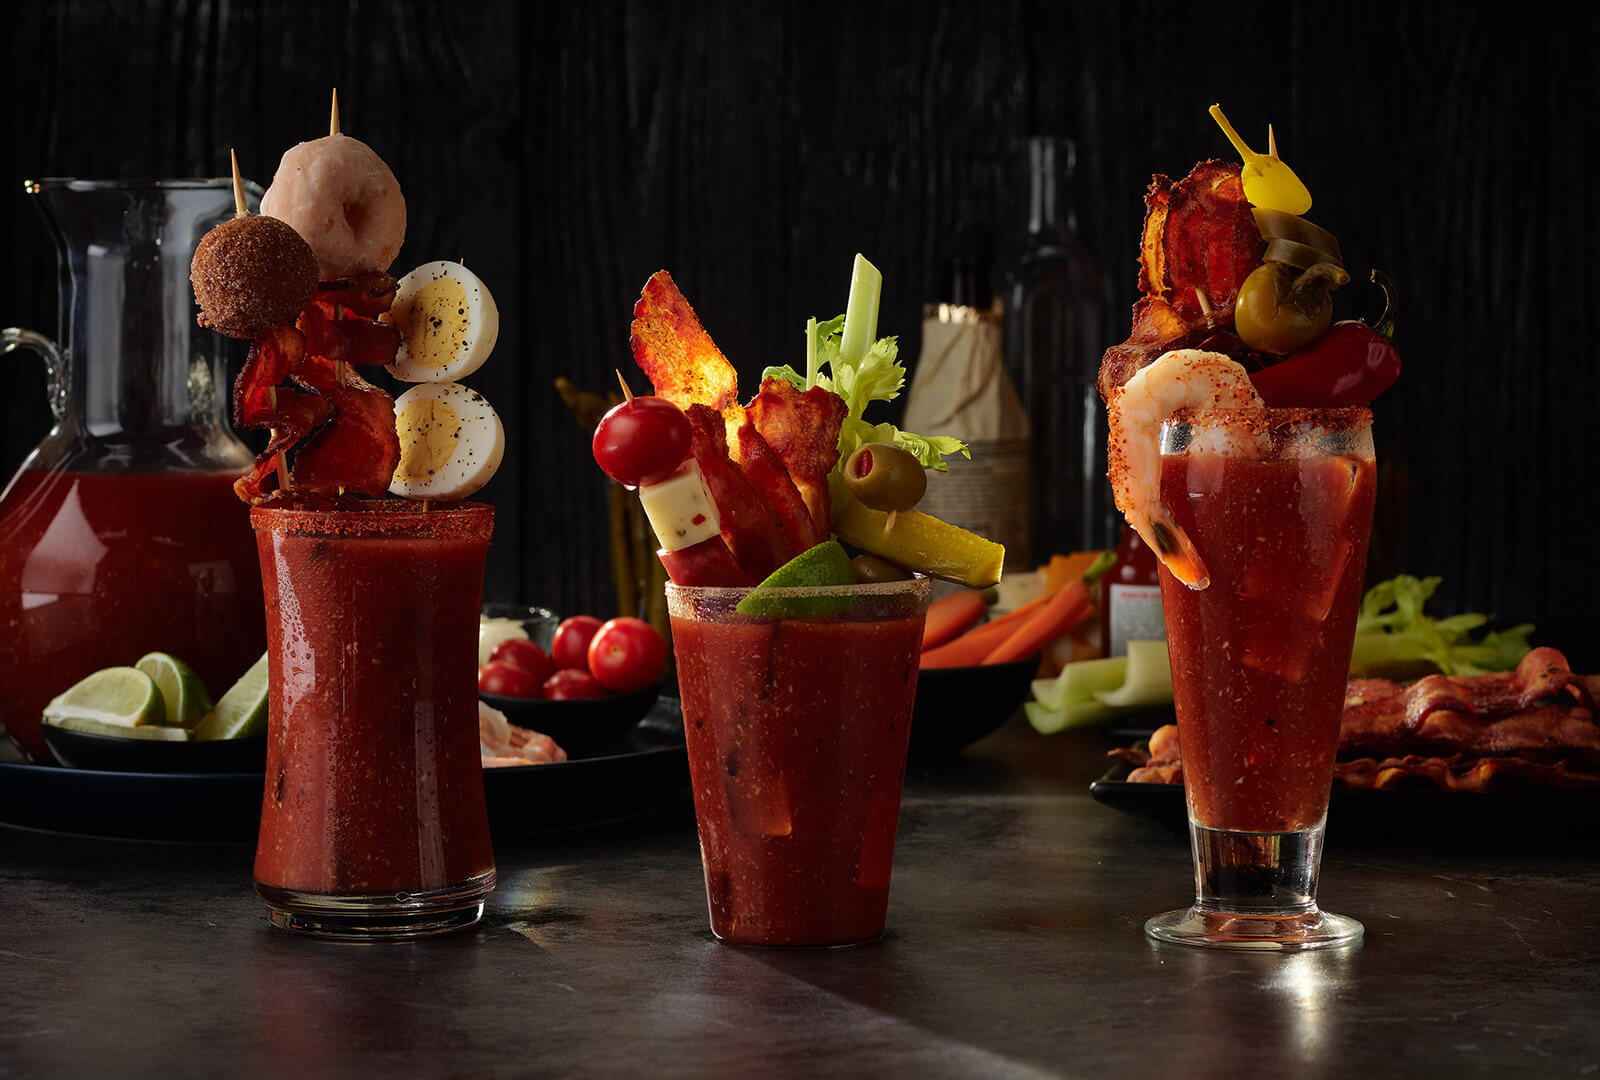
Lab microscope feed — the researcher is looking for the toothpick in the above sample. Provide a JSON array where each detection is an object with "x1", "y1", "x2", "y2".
[
  {"x1": 229, "y1": 149, "x2": 249, "y2": 219},
  {"x1": 616, "y1": 370, "x2": 635, "y2": 402},
  {"x1": 1267, "y1": 124, "x2": 1278, "y2": 159},
  {"x1": 1194, "y1": 287, "x2": 1212, "y2": 317},
  {"x1": 330, "y1": 88, "x2": 341, "y2": 137},
  {"x1": 266, "y1": 386, "x2": 290, "y2": 491}
]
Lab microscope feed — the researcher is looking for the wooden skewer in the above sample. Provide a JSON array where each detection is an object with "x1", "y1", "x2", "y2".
[
  {"x1": 616, "y1": 370, "x2": 635, "y2": 403},
  {"x1": 230, "y1": 149, "x2": 249, "y2": 219},
  {"x1": 330, "y1": 87, "x2": 341, "y2": 137},
  {"x1": 1267, "y1": 123, "x2": 1278, "y2": 160},
  {"x1": 1194, "y1": 287, "x2": 1212, "y2": 317}
]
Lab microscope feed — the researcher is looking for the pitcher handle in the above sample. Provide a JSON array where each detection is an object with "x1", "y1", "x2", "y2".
[{"x1": 1, "y1": 328, "x2": 67, "y2": 422}]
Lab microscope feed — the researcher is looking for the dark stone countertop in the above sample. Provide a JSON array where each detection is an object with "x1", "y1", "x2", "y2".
[{"x1": 2, "y1": 721, "x2": 1597, "y2": 1079}]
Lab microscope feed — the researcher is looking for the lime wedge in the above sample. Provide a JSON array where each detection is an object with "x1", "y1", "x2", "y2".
[
  {"x1": 135, "y1": 652, "x2": 214, "y2": 728},
  {"x1": 192, "y1": 654, "x2": 269, "y2": 741},
  {"x1": 43, "y1": 714, "x2": 190, "y2": 741},
  {"x1": 42, "y1": 667, "x2": 165, "y2": 728},
  {"x1": 736, "y1": 540, "x2": 859, "y2": 617}
]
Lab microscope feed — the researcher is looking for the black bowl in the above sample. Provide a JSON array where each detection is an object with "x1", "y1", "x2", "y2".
[
  {"x1": 40, "y1": 725, "x2": 268, "y2": 774},
  {"x1": 480, "y1": 681, "x2": 664, "y2": 757},
  {"x1": 910, "y1": 657, "x2": 1038, "y2": 760}
]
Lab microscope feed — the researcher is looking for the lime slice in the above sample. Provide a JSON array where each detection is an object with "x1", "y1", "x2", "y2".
[
  {"x1": 42, "y1": 667, "x2": 165, "y2": 728},
  {"x1": 736, "y1": 541, "x2": 859, "y2": 617},
  {"x1": 135, "y1": 652, "x2": 214, "y2": 728},
  {"x1": 192, "y1": 653, "x2": 270, "y2": 741},
  {"x1": 43, "y1": 714, "x2": 190, "y2": 741}
]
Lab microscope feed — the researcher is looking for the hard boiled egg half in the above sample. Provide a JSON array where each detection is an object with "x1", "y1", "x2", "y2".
[
  {"x1": 390, "y1": 382, "x2": 505, "y2": 499},
  {"x1": 384, "y1": 261, "x2": 499, "y2": 383}
]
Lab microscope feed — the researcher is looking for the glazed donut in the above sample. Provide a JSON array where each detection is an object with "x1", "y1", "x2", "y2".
[
  {"x1": 261, "y1": 133, "x2": 407, "y2": 281},
  {"x1": 189, "y1": 214, "x2": 318, "y2": 339}
]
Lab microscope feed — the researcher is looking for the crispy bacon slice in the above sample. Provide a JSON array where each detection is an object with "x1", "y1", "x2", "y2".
[
  {"x1": 298, "y1": 300, "x2": 403, "y2": 368},
  {"x1": 1099, "y1": 161, "x2": 1264, "y2": 400},
  {"x1": 685, "y1": 404, "x2": 793, "y2": 581},
  {"x1": 316, "y1": 271, "x2": 399, "y2": 318},
  {"x1": 745, "y1": 378, "x2": 847, "y2": 537},
  {"x1": 630, "y1": 272, "x2": 742, "y2": 426},
  {"x1": 233, "y1": 325, "x2": 307, "y2": 428},
  {"x1": 1138, "y1": 160, "x2": 1260, "y2": 322},
  {"x1": 1115, "y1": 648, "x2": 1600, "y2": 793},
  {"x1": 288, "y1": 355, "x2": 402, "y2": 497},
  {"x1": 734, "y1": 420, "x2": 822, "y2": 553},
  {"x1": 233, "y1": 387, "x2": 329, "y2": 502}
]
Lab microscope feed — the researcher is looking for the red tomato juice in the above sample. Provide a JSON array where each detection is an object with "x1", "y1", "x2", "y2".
[
  {"x1": 250, "y1": 501, "x2": 495, "y2": 900},
  {"x1": 0, "y1": 469, "x2": 265, "y2": 761},
  {"x1": 670, "y1": 585, "x2": 927, "y2": 947},
  {"x1": 1158, "y1": 447, "x2": 1376, "y2": 833}
]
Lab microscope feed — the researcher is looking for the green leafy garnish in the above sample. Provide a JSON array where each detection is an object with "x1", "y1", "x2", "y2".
[
  {"x1": 762, "y1": 254, "x2": 970, "y2": 485},
  {"x1": 1349, "y1": 575, "x2": 1534, "y2": 677}
]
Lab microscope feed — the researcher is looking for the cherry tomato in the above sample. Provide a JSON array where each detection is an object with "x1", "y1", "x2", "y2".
[
  {"x1": 543, "y1": 668, "x2": 607, "y2": 700},
  {"x1": 592, "y1": 396, "x2": 693, "y2": 488},
  {"x1": 490, "y1": 638, "x2": 554, "y2": 685},
  {"x1": 551, "y1": 615, "x2": 605, "y2": 671},
  {"x1": 478, "y1": 660, "x2": 541, "y2": 698},
  {"x1": 587, "y1": 617, "x2": 667, "y2": 694}
]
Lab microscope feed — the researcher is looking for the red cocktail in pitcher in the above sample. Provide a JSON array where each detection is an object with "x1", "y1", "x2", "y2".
[{"x1": 251, "y1": 500, "x2": 496, "y2": 939}]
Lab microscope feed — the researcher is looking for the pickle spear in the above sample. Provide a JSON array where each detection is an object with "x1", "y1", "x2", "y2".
[{"x1": 832, "y1": 495, "x2": 1004, "y2": 588}]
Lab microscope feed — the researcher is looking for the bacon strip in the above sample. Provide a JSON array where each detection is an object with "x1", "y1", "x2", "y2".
[
  {"x1": 685, "y1": 404, "x2": 793, "y2": 581},
  {"x1": 1115, "y1": 649, "x2": 1600, "y2": 794},
  {"x1": 745, "y1": 378, "x2": 847, "y2": 537},
  {"x1": 734, "y1": 420, "x2": 821, "y2": 553},
  {"x1": 233, "y1": 325, "x2": 307, "y2": 428},
  {"x1": 316, "y1": 271, "x2": 399, "y2": 318},
  {"x1": 233, "y1": 387, "x2": 329, "y2": 501},
  {"x1": 630, "y1": 272, "x2": 742, "y2": 425},
  {"x1": 289, "y1": 355, "x2": 402, "y2": 497},
  {"x1": 298, "y1": 299, "x2": 403, "y2": 368}
]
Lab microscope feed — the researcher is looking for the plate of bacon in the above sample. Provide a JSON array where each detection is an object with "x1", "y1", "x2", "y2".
[{"x1": 1093, "y1": 647, "x2": 1600, "y2": 837}]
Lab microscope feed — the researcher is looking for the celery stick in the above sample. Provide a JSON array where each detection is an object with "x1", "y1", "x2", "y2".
[
  {"x1": 839, "y1": 253, "x2": 882, "y2": 365},
  {"x1": 1026, "y1": 699, "x2": 1124, "y2": 735},
  {"x1": 1093, "y1": 640, "x2": 1174, "y2": 707},
  {"x1": 804, "y1": 316, "x2": 819, "y2": 389},
  {"x1": 1030, "y1": 656, "x2": 1128, "y2": 712}
]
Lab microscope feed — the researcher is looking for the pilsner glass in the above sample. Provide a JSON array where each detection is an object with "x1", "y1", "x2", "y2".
[
  {"x1": 1145, "y1": 407, "x2": 1375, "y2": 950},
  {"x1": 250, "y1": 501, "x2": 496, "y2": 941},
  {"x1": 666, "y1": 578, "x2": 930, "y2": 947}
]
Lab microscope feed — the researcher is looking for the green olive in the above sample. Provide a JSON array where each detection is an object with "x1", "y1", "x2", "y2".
[
  {"x1": 1233, "y1": 262, "x2": 1347, "y2": 355},
  {"x1": 842, "y1": 442, "x2": 927, "y2": 512},
  {"x1": 851, "y1": 553, "x2": 913, "y2": 583}
]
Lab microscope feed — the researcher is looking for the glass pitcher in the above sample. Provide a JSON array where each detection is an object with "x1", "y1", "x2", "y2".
[{"x1": 0, "y1": 179, "x2": 268, "y2": 762}]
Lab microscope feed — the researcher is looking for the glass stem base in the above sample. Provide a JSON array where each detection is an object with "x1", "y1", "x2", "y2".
[
  {"x1": 1146, "y1": 818, "x2": 1362, "y2": 951},
  {"x1": 257, "y1": 868, "x2": 495, "y2": 943}
]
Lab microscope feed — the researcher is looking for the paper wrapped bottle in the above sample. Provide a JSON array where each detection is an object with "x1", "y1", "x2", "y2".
[{"x1": 903, "y1": 227, "x2": 1032, "y2": 572}]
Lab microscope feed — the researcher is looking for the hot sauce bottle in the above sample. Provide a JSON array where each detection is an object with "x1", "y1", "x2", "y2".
[{"x1": 1099, "y1": 524, "x2": 1164, "y2": 657}]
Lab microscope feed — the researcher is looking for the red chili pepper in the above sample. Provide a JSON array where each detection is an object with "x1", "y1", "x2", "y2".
[{"x1": 1249, "y1": 270, "x2": 1401, "y2": 408}]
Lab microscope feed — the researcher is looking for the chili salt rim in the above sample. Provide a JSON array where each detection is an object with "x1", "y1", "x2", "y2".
[
  {"x1": 1168, "y1": 403, "x2": 1373, "y2": 433},
  {"x1": 250, "y1": 497, "x2": 494, "y2": 541}
]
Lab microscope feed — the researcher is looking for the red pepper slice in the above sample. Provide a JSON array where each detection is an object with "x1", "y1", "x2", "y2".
[{"x1": 1250, "y1": 270, "x2": 1401, "y2": 408}]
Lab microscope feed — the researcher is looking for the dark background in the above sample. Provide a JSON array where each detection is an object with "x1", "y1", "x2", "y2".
[{"x1": 3, "y1": 0, "x2": 1595, "y2": 664}]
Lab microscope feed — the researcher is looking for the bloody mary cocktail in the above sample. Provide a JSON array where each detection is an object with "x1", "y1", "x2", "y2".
[
  {"x1": 251, "y1": 499, "x2": 495, "y2": 940},
  {"x1": 667, "y1": 578, "x2": 930, "y2": 947},
  {"x1": 1146, "y1": 407, "x2": 1375, "y2": 950},
  {"x1": 1158, "y1": 409, "x2": 1377, "y2": 833}
]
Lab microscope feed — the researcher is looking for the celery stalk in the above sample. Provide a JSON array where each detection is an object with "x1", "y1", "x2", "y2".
[
  {"x1": 804, "y1": 316, "x2": 819, "y2": 389},
  {"x1": 839, "y1": 253, "x2": 882, "y2": 365}
]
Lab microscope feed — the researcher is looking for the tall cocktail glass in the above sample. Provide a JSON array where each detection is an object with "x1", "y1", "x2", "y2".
[
  {"x1": 666, "y1": 577, "x2": 931, "y2": 947},
  {"x1": 250, "y1": 500, "x2": 496, "y2": 941},
  {"x1": 1145, "y1": 407, "x2": 1376, "y2": 950}
]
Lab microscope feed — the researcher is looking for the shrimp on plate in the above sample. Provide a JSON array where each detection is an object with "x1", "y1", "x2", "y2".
[
  {"x1": 479, "y1": 700, "x2": 568, "y2": 767},
  {"x1": 1106, "y1": 348, "x2": 1264, "y2": 591}
]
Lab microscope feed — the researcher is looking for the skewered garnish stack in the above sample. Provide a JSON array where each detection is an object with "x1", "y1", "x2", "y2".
[
  {"x1": 1098, "y1": 104, "x2": 1400, "y2": 410},
  {"x1": 189, "y1": 91, "x2": 505, "y2": 504}
]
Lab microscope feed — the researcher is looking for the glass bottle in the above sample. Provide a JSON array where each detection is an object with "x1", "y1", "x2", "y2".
[
  {"x1": 0, "y1": 180, "x2": 267, "y2": 761},
  {"x1": 1099, "y1": 525, "x2": 1164, "y2": 658},
  {"x1": 1002, "y1": 137, "x2": 1114, "y2": 556}
]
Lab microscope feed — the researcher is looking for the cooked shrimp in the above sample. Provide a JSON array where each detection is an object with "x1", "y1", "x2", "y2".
[
  {"x1": 1106, "y1": 349, "x2": 1263, "y2": 590},
  {"x1": 478, "y1": 700, "x2": 569, "y2": 767}
]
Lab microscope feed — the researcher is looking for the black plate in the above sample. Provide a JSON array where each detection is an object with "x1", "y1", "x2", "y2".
[
  {"x1": 0, "y1": 700, "x2": 688, "y2": 843},
  {"x1": 910, "y1": 658, "x2": 1037, "y2": 760},
  {"x1": 41, "y1": 727, "x2": 267, "y2": 773},
  {"x1": 1091, "y1": 749, "x2": 1600, "y2": 839},
  {"x1": 480, "y1": 680, "x2": 663, "y2": 757}
]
